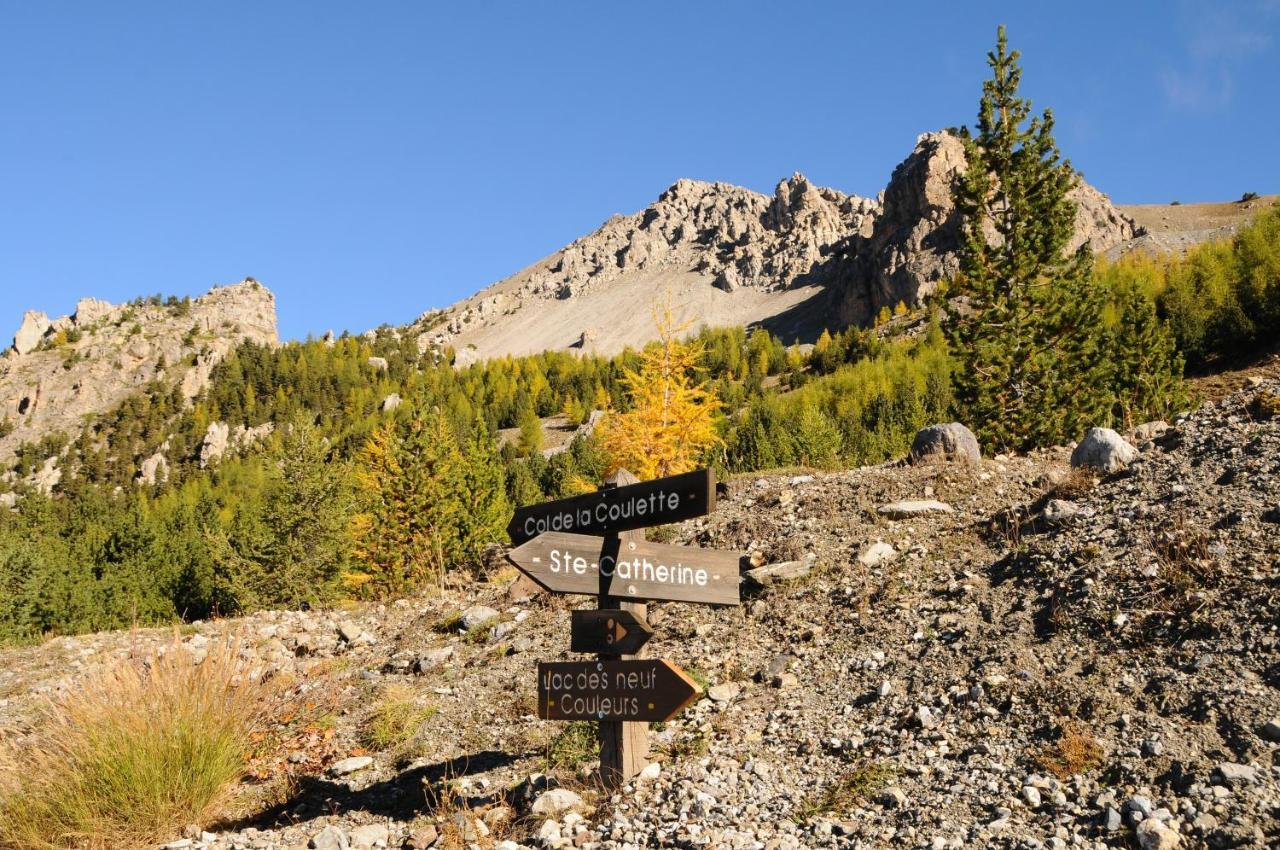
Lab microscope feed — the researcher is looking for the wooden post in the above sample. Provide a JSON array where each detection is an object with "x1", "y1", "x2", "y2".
[{"x1": 597, "y1": 470, "x2": 649, "y2": 789}]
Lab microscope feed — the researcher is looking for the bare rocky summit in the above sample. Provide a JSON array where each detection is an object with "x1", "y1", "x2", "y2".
[
  {"x1": 0, "y1": 279, "x2": 278, "y2": 465},
  {"x1": 422, "y1": 132, "x2": 1138, "y2": 360}
]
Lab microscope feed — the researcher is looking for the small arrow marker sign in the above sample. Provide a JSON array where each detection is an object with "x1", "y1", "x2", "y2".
[
  {"x1": 537, "y1": 659, "x2": 702, "y2": 722},
  {"x1": 571, "y1": 608, "x2": 654, "y2": 655},
  {"x1": 507, "y1": 469, "x2": 715, "y2": 545},
  {"x1": 507, "y1": 531, "x2": 741, "y2": 605}
]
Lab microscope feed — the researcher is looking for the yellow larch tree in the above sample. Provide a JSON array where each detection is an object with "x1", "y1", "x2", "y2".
[{"x1": 597, "y1": 299, "x2": 722, "y2": 480}]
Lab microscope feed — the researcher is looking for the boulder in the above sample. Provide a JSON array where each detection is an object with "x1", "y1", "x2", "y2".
[
  {"x1": 1071, "y1": 428, "x2": 1138, "y2": 473},
  {"x1": 367, "y1": 356, "x2": 388, "y2": 371},
  {"x1": 460, "y1": 604, "x2": 500, "y2": 630},
  {"x1": 31, "y1": 456, "x2": 61, "y2": 494},
  {"x1": 909, "y1": 423, "x2": 981, "y2": 465},
  {"x1": 531, "y1": 788, "x2": 586, "y2": 817},
  {"x1": 381, "y1": 393, "x2": 401, "y2": 412},
  {"x1": 453, "y1": 346, "x2": 480, "y2": 370},
  {"x1": 13, "y1": 310, "x2": 51, "y2": 355}
]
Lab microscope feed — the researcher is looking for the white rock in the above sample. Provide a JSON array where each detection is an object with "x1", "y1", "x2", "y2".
[
  {"x1": 368, "y1": 356, "x2": 389, "y2": 370},
  {"x1": 460, "y1": 604, "x2": 500, "y2": 630},
  {"x1": 74, "y1": 297, "x2": 113, "y2": 326},
  {"x1": 328, "y1": 755, "x2": 374, "y2": 776},
  {"x1": 637, "y1": 762, "x2": 662, "y2": 782},
  {"x1": 348, "y1": 823, "x2": 389, "y2": 849},
  {"x1": 381, "y1": 393, "x2": 401, "y2": 412},
  {"x1": 531, "y1": 788, "x2": 586, "y2": 817},
  {"x1": 1070, "y1": 427, "x2": 1138, "y2": 473},
  {"x1": 857, "y1": 541, "x2": 897, "y2": 567},
  {"x1": 1136, "y1": 817, "x2": 1181, "y2": 850},
  {"x1": 877, "y1": 500, "x2": 953, "y2": 519},
  {"x1": 310, "y1": 825, "x2": 350, "y2": 850},
  {"x1": 13, "y1": 310, "x2": 51, "y2": 355}
]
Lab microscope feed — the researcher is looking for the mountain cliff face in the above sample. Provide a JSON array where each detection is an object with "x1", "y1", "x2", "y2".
[
  {"x1": 0, "y1": 280, "x2": 277, "y2": 468},
  {"x1": 829, "y1": 132, "x2": 1137, "y2": 325},
  {"x1": 418, "y1": 131, "x2": 1137, "y2": 359}
]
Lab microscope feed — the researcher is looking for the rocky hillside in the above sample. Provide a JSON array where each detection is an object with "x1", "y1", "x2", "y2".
[
  {"x1": 419, "y1": 132, "x2": 1138, "y2": 360},
  {"x1": 2, "y1": 377, "x2": 1275, "y2": 849},
  {"x1": 0, "y1": 279, "x2": 278, "y2": 470},
  {"x1": 1112, "y1": 194, "x2": 1280, "y2": 258}
]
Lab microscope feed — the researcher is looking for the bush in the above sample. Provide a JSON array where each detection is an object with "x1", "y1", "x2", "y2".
[
  {"x1": 0, "y1": 637, "x2": 277, "y2": 849},
  {"x1": 1097, "y1": 202, "x2": 1280, "y2": 369}
]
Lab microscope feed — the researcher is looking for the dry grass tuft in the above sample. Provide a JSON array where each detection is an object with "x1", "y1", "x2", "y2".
[
  {"x1": 795, "y1": 760, "x2": 895, "y2": 821},
  {"x1": 1035, "y1": 723, "x2": 1106, "y2": 779},
  {"x1": 0, "y1": 635, "x2": 279, "y2": 850},
  {"x1": 1051, "y1": 467, "x2": 1098, "y2": 500},
  {"x1": 360, "y1": 684, "x2": 437, "y2": 753}
]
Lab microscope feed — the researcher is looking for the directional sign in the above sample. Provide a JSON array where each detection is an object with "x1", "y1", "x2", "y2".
[
  {"x1": 571, "y1": 609, "x2": 654, "y2": 655},
  {"x1": 507, "y1": 469, "x2": 715, "y2": 545},
  {"x1": 538, "y1": 659, "x2": 702, "y2": 721},
  {"x1": 507, "y1": 532, "x2": 742, "y2": 605}
]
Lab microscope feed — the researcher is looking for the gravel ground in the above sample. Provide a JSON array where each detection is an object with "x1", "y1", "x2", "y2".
[{"x1": 1, "y1": 381, "x2": 1278, "y2": 850}]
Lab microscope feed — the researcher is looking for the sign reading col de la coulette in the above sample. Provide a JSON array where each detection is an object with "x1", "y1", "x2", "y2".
[{"x1": 506, "y1": 468, "x2": 715, "y2": 545}]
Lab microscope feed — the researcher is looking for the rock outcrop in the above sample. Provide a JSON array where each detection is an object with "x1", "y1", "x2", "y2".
[
  {"x1": 422, "y1": 131, "x2": 1136, "y2": 360},
  {"x1": 13, "y1": 311, "x2": 52, "y2": 355},
  {"x1": 199, "y1": 420, "x2": 275, "y2": 468},
  {"x1": 830, "y1": 132, "x2": 1137, "y2": 325},
  {"x1": 1, "y1": 280, "x2": 278, "y2": 464}
]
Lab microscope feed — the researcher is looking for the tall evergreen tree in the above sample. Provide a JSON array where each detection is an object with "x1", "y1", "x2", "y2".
[{"x1": 948, "y1": 25, "x2": 1114, "y2": 451}]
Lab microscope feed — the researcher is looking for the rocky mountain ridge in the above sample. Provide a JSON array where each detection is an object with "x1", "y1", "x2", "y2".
[
  {"x1": 0, "y1": 279, "x2": 278, "y2": 468},
  {"x1": 419, "y1": 131, "x2": 1138, "y2": 359}
]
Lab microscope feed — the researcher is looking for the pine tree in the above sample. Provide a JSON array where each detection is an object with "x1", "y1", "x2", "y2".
[
  {"x1": 597, "y1": 301, "x2": 722, "y2": 479},
  {"x1": 948, "y1": 25, "x2": 1114, "y2": 451}
]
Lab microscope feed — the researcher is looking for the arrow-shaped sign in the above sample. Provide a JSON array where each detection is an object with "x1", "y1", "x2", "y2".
[
  {"x1": 507, "y1": 469, "x2": 715, "y2": 545},
  {"x1": 507, "y1": 531, "x2": 742, "y2": 605},
  {"x1": 538, "y1": 659, "x2": 701, "y2": 722},
  {"x1": 571, "y1": 608, "x2": 654, "y2": 655}
]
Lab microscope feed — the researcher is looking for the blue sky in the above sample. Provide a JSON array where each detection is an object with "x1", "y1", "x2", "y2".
[{"x1": 2, "y1": 1, "x2": 1277, "y2": 341}]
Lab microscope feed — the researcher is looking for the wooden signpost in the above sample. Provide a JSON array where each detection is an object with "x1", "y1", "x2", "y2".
[
  {"x1": 506, "y1": 468, "x2": 716, "y2": 545},
  {"x1": 570, "y1": 609, "x2": 654, "y2": 655},
  {"x1": 507, "y1": 467, "x2": 741, "y2": 788},
  {"x1": 537, "y1": 659, "x2": 701, "y2": 721},
  {"x1": 507, "y1": 531, "x2": 742, "y2": 605}
]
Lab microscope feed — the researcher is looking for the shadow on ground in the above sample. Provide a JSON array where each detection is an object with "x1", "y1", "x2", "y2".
[{"x1": 219, "y1": 749, "x2": 531, "y2": 829}]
